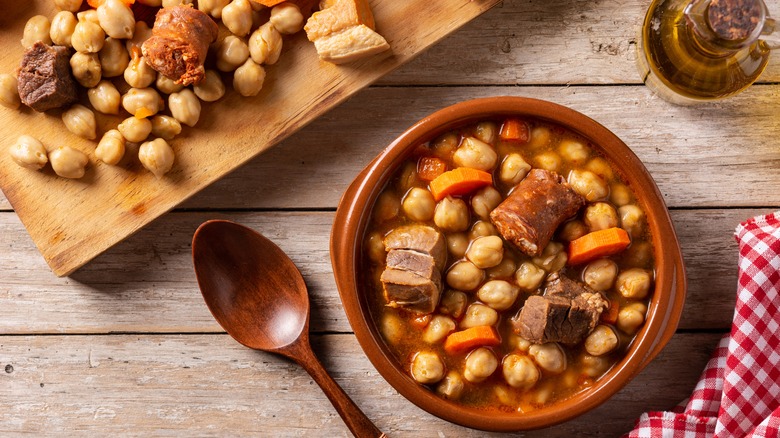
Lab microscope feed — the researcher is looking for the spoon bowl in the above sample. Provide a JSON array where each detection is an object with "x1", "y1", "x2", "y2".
[{"x1": 192, "y1": 219, "x2": 384, "y2": 437}]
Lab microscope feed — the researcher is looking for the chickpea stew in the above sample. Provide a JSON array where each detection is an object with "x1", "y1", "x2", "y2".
[{"x1": 363, "y1": 117, "x2": 655, "y2": 413}]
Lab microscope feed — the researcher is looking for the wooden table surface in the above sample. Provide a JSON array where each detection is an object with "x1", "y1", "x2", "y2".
[{"x1": 3, "y1": 0, "x2": 780, "y2": 436}]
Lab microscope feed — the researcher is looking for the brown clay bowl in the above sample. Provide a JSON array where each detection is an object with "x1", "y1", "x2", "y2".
[{"x1": 330, "y1": 96, "x2": 686, "y2": 431}]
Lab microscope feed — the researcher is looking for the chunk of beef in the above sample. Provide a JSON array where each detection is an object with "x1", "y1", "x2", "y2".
[
  {"x1": 490, "y1": 169, "x2": 585, "y2": 257},
  {"x1": 386, "y1": 249, "x2": 437, "y2": 279},
  {"x1": 383, "y1": 225, "x2": 446, "y2": 270},
  {"x1": 511, "y1": 273, "x2": 607, "y2": 345},
  {"x1": 380, "y1": 266, "x2": 442, "y2": 314},
  {"x1": 17, "y1": 42, "x2": 78, "y2": 112}
]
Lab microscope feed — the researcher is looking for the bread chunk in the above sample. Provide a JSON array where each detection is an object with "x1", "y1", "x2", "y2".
[{"x1": 304, "y1": 0, "x2": 389, "y2": 64}]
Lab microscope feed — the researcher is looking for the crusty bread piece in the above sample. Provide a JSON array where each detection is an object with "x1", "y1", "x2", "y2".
[
  {"x1": 313, "y1": 24, "x2": 390, "y2": 63},
  {"x1": 305, "y1": 0, "x2": 389, "y2": 64}
]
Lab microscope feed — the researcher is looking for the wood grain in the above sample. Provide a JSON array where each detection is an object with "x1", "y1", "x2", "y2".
[
  {"x1": 0, "y1": 332, "x2": 721, "y2": 436},
  {"x1": 0, "y1": 208, "x2": 754, "y2": 335},
  {"x1": 0, "y1": 0, "x2": 500, "y2": 276}
]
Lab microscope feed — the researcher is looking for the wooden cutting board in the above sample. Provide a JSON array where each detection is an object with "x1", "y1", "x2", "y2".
[{"x1": 0, "y1": 0, "x2": 500, "y2": 276}]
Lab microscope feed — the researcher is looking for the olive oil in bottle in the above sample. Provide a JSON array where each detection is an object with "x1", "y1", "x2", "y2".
[{"x1": 638, "y1": 0, "x2": 773, "y2": 104}]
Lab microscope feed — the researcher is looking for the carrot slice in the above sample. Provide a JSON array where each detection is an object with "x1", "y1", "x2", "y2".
[
  {"x1": 499, "y1": 118, "x2": 530, "y2": 143},
  {"x1": 600, "y1": 299, "x2": 619, "y2": 325},
  {"x1": 87, "y1": 0, "x2": 135, "y2": 7},
  {"x1": 567, "y1": 227, "x2": 631, "y2": 265},
  {"x1": 443, "y1": 326, "x2": 501, "y2": 354},
  {"x1": 429, "y1": 167, "x2": 493, "y2": 201},
  {"x1": 417, "y1": 157, "x2": 447, "y2": 181}
]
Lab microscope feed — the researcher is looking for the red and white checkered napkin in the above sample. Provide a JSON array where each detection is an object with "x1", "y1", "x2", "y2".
[{"x1": 626, "y1": 212, "x2": 780, "y2": 438}]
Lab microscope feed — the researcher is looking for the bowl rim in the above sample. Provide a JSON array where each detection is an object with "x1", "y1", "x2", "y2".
[{"x1": 330, "y1": 96, "x2": 687, "y2": 431}]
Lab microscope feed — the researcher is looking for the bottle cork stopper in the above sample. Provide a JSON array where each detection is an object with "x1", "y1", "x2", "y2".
[{"x1": 707, "y1": 0, "x2": 762, "y2": 41}]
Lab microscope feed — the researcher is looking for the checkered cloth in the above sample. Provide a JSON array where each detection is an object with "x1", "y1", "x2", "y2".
[{"x1": 626, "y1": 212, "x2": 780, "y2": 438}]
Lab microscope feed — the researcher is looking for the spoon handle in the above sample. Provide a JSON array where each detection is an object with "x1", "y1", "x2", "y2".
[{"x1": 294, "y1": 343, "x2": 385, "y2": 438}]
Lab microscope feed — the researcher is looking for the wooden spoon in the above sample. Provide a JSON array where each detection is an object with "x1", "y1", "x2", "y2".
[{"x1": 192, "y1": 219, "x2": 385, "y2": 438}]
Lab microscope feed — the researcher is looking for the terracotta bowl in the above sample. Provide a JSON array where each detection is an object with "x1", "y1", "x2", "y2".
[{"x1": 330, "y1": 96, "x2": 686, "y2": 431}]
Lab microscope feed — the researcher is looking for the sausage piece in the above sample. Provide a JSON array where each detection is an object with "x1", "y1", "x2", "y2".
[
  {"x1": 141, "y1": 6, "x2": 218, "y2": 86},
  {"x1": 490, "y1": 169, "x2": 585, "y2": 256}
]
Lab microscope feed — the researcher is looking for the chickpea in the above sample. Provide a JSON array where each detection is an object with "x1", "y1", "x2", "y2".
[
  {"x1": 473, "y1": 121, "x2": 498, "y2": 145},
  {"x1": 487, "y1": 257, "x2": 516, "y2": 279},
  {"x1": 469, "y1": 220, "x2": 498, "y2": 239},
  {"x1": 380, "y1": 312, "x2": 403, "y2": 345},
  {"x1": 233, "y1": 59, "x2": 266, "y2": 97},
  {"x1": 364, "y1": 231, "x2": 385, "y2": 264},
  {"x1": 99, "y1": 37, "x2": 130, "y2": 78},
  {"x1": 216, "y1": 36, "x2": 250, "y2": 72},
  {"x1": 77, "y1": 10, "x2": 100, "y2": 24},
  {"x1": 439, "y1": 290, "x2": 467, "y2": 318},
  {"x1": 584, "y1": 202, "x2": 619, "y2": 231},
  {"x1": 471, "y1": 186, "x2": 502, "y2": 220},
  {"x1": 372, "y1": 191, "x2": 400, "y2": 222},
  {"x1": 199, "y1": 0, "x2": 231, "y2": 18},
  {"x1": 528, "y1": 343, "x2": 566, "y2": 374},
  {"x1": 434, "y1": 197, "x2": 469, "y2": 232},
  {"x1": 270, "y1": 3, "x2": 304, "y2": 34},
  {"x1": 124, "y1": 55, "x2": 156, "y2": 88},
  {"x1": 568, "y1": 170, "x2": 609, "y2": 202},
  {"x1": 500, "y1": 153, "x2": 531, "y2": 186},
  {"x1": 49, "y1": 146, "x2": 89, "y2": 179},
  {"x1": 124, "y1": 87, "x2": 164, "y2": 119},
  {"x1": 97, "y1": 0, "x2": 135, "y2": 39},
  {"x1": 464, "y1": 347, "x2": 498, "y2": 383},
  {"x1": 87, "y1": 80, "x2": 121, "y2": 115},
  {"x1": 431, "y1": 131, "x2": 460, "y2": 156},
  {"x1": 71, "y1": 18, "x2": 106, "y2": 53},
  {"x1": 169, "y1": 88, "x2": 204, "y2": 128},
  {"x1": 395, "y1": 162, "x2": 417, "y2": 193},
  {"x1": 616, "y1": 268, "x2": 653, "y2": 299},
  {"x1": 162, "y1": 0, "x2": 193, "y2": 6},
  {"x1": 558, "y1": 139, "x2": 589, "y2": 164},
  {"x1": 411, "y1": 351, "x2": 445, "y2": 384},
  {"x1": 138, "y1": 138, "x2": 175, "y2": 178},
  {"x1": 619, "y1": 204, "x2": 646, "y2": 237},
  {"x1": 460, "y1": 303, "x2": 498, "y2": 329},
  {"x1": 55, "y1": 0, "x2": 84, "y2": 12},
  {"x1": 585, "y1": 325, "x2": 619, "y2": 356},
  {"x1": 118, "y1": 116, "x2": 152, "y2": 143},
  {"x1": 62, "y1": 105, "x2": 97, "y2": 140},
  {"x1": 502, "y1": 354, "x2": 540, "y2": 389},
  {"x1": 149, "y1": 115, "x2": 182, "y2": 141},
  {"x1": 21, "y1": 16, "x2": 52, "y2": 49},
  {"x1": 624, "y1": 241, "x2": 654, "y2": 268},
  {"x1": 156, "y1": 73, "x2": 184, "y2": 95},
  {"x1": 446, "y1": 260, "x2": 484, "y2": 291},
  {"x1": 515, "y1": 261, "x2": 546, "y2": 291},
  {"x1": 508, "y1": 333, "x2": 532, "y2": 352},
  {"x1": 531, "y1": 242, "x2": 566, "y2": 272},
  {"x1": 446, "y1": 232, "x2": 469, "y2": 259},
  {"x1": 222, "y1": 0, "x2": 254, "y2": 37},
  {"x1": 249, "y1": 22, "x2": 283, "y2": 65},
  {"x1": 586, "y1": 157, "x2": 614, "y2": 181},
  {"x1": 453, "y1": 137, "x2": 497, "y2": 171},
  {"x1": 617, "y1": 302, "x2": 648, "y2": 335},
  {"x1": 402, "y1": 187, "x2": 435, "y2": 221},
  {"x1": 610, "y1": 183, "x2": 632, "y2": 207},
  {"x1": 0, "y1": 74, "x2": 20, "y2": 110},
  {"x1": 70, "y1": 52, "x2": 102, "y2": 88},
  {"x1": 95, "y1": 130, "x2": 126, "y2": 165},
  {"x1": 528, "y1": 125, "x2": 551, "y2": 148},
  {"x1": 50, "y1": 11, "x2": 78, "y2": 47},
  {"x1": 477, "y1": 280, "x2": 519, "y2": 311},
  {"x1": 581, "y1": 353, "x2": 611, "y2": 377},
  {"x1": 559, "y1": 220, "x2": 588, "y2": 242},
  {"x1": 534, "y1": 151, "x2": 562, "y2": 172},
  {"x1": 582, "y1": 259, "x2": 618, "y2": 291},
  {"x1": 466, "y1": 236, "x2": 504, "y2": 269},
  {"x1": 423, "y1": 315, "x2": 456, "y2": 344},
  {"x1": 9, "y1": 135, "x2": 48, "y2": 170},
  {"x1": 126, "y1": 22, "x2": 153, "y2": 53},
  {"x1": 194, "y1": 70, "x2": 226, "y2": 102},
  {"x1": 436, "y1": 371, "x2": 464, "y2": 400}
]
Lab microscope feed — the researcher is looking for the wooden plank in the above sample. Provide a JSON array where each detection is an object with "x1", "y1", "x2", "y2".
[
  {"x1": 0, "y1": 0, "x2": 501, "y2": 277},
  {"x1": 0, "y1": 208, "x2": 759, "y2": 334},
  {"x1": 379, "y1": 0, "x2": 780, "y2": 86},
  {"x1": 0, "y1": 332, "x2": 721, "y2": 436}
]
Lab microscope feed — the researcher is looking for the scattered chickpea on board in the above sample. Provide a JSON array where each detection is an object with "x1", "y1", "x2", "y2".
[{"x1": 4, "y1": 0, "x2": 390, "y2": 180}]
